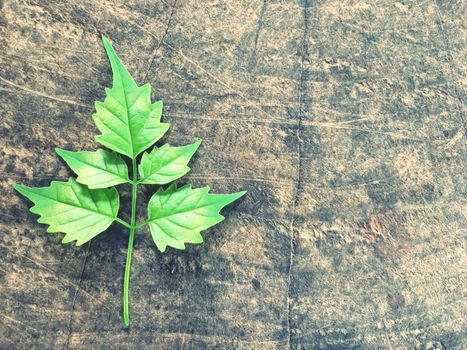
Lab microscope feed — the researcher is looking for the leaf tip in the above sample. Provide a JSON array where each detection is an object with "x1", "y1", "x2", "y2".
[
  {"x1": 229, "y1": 190, "x2": 246, "y2": 203},
  {"x1": 54, "y1": 147, "x2": 65, "y2": 156},
  {"x1": 13, "y1": 183, "x2": 28, "y2": 194},
  {"x1": 101, "y1": 35, "x2": 119, "y2": 63},
  {"x1": 74, "y1": 240, "x2": 86, "y2": 247},
  {"x1": 61, "y1": 236, "x2": 73, "y2": 245},
  {"x1": 154, "y1": 100, "x2": 163, "y2": 108},
  {"x1": 101, "y1": 34, "x2": 111, "y2": 47},
  {"x1": 237, "y1": 190, "x2": 247, "y2": 198}
]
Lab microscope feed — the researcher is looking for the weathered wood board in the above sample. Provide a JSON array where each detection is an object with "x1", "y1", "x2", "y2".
[{"x1": 0, "y1": 0, "x2": 465, "y2": 349}]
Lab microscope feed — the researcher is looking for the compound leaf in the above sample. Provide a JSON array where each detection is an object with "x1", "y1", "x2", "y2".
[
  {"x1": 11, "y1": 34, "x2": 248, "y2": 328},
  {"x1": 147, "y1": 183, "x2": 245, "y2": 252},
  {"x1": 13, "y1": 178, "x2": 119, "y2": 246},
  {"x1": 138, "y1": 140, "x2": 201, "y2": 185},
  {"x1": 93, "y1": 36, "x2": 169, "y2": 158},
  {"x1": 56, "y1": 148, "x2": 130, "y2": 189}
]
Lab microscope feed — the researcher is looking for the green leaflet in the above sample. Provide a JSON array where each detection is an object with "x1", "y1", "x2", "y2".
[
  {"x1": 13, "y1": 178, "x2": 119, "y2": 246},
  {"x1": 138, "y1": 140, "x2": 201, "y2": 184},
  {"x1": 56, "y1": 148, "x2": 130, "y2": 189},
  {"x1": 13, "y1": 35, "x2": 246, "y2": 327},
  {"x1": 147, "y1": 183, "x2": 246, "y2": 252},
  {"x1": 93, "y1": 36, "x2": 169, "y2": 159}
]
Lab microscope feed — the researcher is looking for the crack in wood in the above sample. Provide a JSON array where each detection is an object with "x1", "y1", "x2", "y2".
[
  {"x1": 143, "y1": 0, "x2": 178, "y2": 82},
  {"x1": 250, "y1": 0, "x2": 268, "y2": 66},
  {"x1": 63, "y1": 242, "x2": 91, "y2": 350},
  {"x1": 286, "y1": 0, "x2": 310, "y2": 348},
  {"x1": 433, "y1": 2, "x2": 465, "y2": 125}
]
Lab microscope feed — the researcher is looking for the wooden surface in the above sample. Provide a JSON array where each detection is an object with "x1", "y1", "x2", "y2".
[{"x1": 0, "y1": 0, "x2": 465, "y2": 349}]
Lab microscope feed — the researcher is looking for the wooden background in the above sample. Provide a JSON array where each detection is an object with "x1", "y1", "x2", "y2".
[{"x1": 0, "y1": 0, "x2": 465, "y2": 349}]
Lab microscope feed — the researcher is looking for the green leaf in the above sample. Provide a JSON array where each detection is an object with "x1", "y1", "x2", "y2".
[
  {"x1": 138, "y1": 140, "x2": 201, "y2": 185},
  {"x1": 13, "y1": 178, "x2": 119, "y2": 246},
  {"x1": 56, "y1": 148, "x2": 130, "y2": 189},
  {"x1": 147, "y1": 183, "x2": 246, "y2": 252},
  {"x1": 12, "y1": 35, "x2": 248, "y2": 328},
  {"x1": 93, "y1": 36, "x2": 169, "y2": 158}
]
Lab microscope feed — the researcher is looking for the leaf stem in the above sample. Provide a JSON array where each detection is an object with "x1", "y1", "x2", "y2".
[
  {"x1": 123, "y1": 158, "x2": 138, "y2": 327},
  {"x1": 115, "y1": 217, "x2": 131, "y2": 229},
  {"x1": 135, "y1": 220, "x2": 149, "y2": 229}
]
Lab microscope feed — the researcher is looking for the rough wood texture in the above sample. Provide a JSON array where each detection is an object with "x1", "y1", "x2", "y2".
[{"x1": 0, "y1": 0, "x2": 465, "y2": 349}]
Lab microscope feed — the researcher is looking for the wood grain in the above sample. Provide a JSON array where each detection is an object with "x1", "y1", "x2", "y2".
[{"x1": 0, "y1": 0, "x2": 465, "y2": 349}]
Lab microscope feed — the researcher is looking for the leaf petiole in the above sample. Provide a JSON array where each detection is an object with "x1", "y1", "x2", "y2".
[
  {"x1": 115, "y1": 217, "x2": 131, "y2": 229},
  {"x1": 123, "y1": 158, "x2": 138, "y2": 327},
  {"x1": 135, "y1": 221, "x2": 149, "y2": 229}
]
